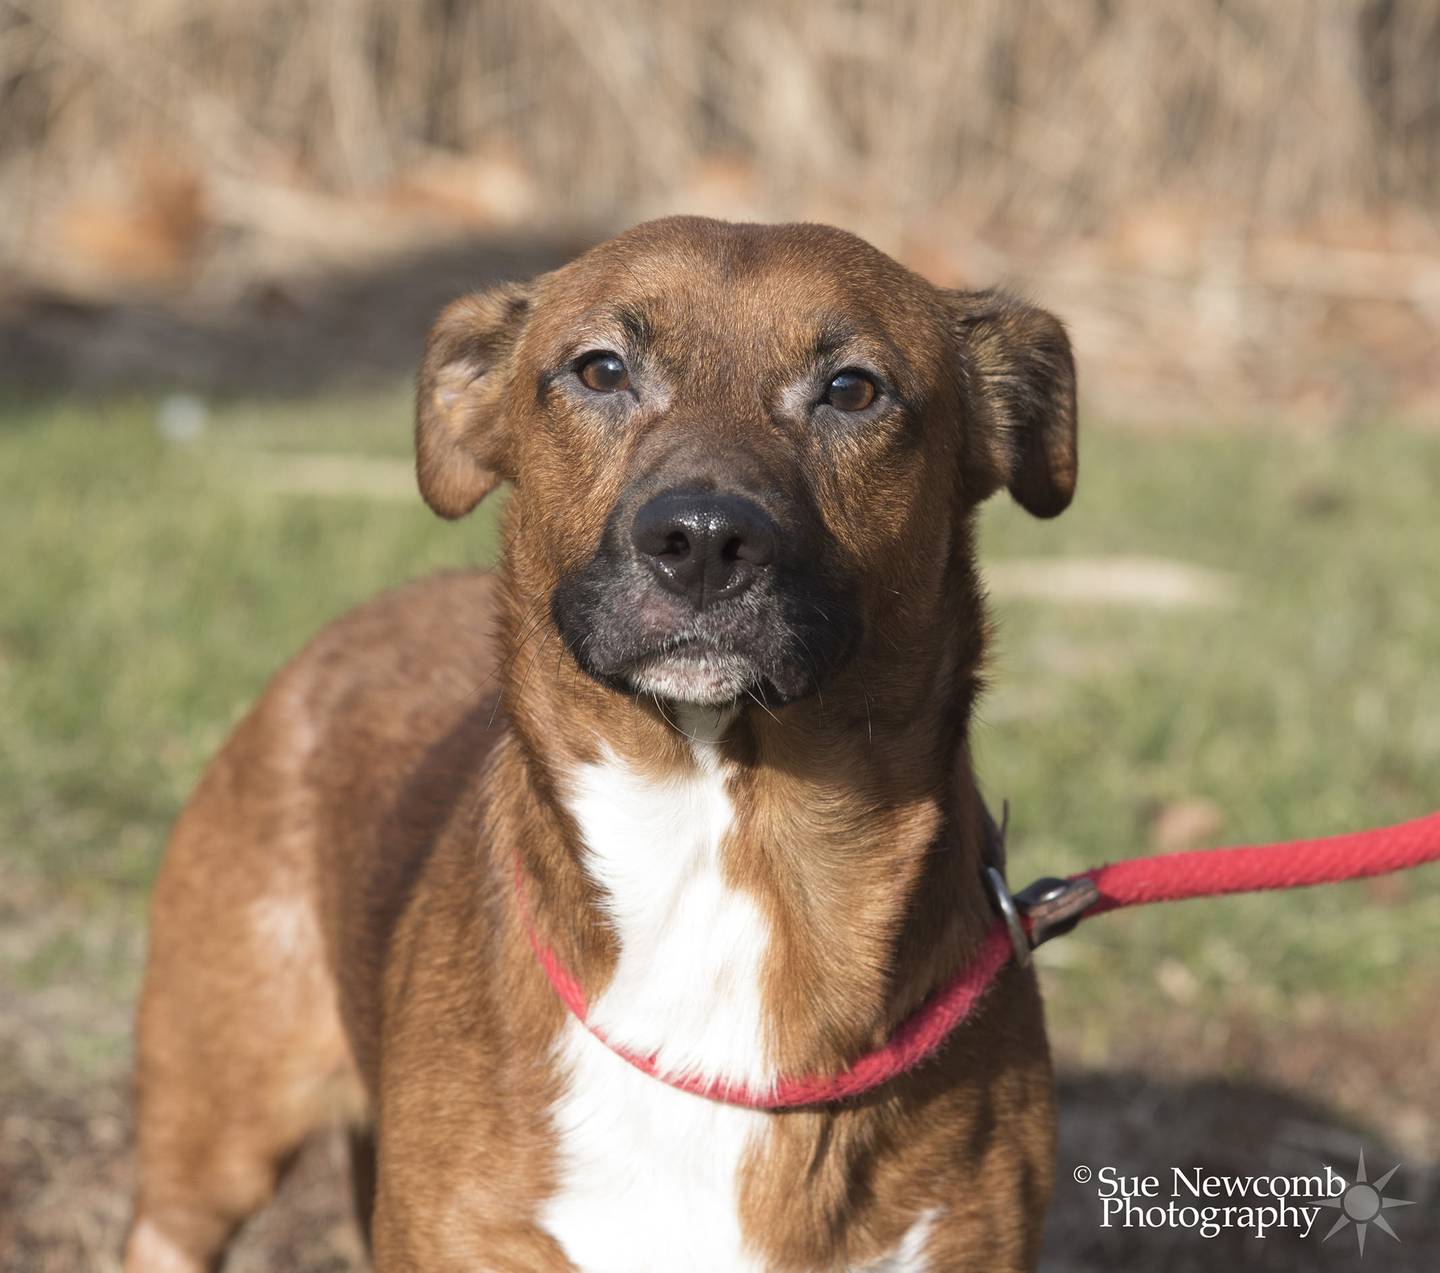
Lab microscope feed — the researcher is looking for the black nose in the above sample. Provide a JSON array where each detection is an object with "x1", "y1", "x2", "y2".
[{"x1": 630, "y1": 491, "x2": 779, "y2": 609}]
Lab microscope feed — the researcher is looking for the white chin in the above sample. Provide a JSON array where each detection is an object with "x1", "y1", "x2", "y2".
[{"x1": 628, "y1": 650, "x2": 755, "y2": 706}]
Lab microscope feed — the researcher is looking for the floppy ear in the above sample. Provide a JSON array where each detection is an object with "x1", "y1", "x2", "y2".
[
  {"x1": 946, "y1": 289, "x2": 1078, "y2": 518},
  {"x1": 414, "y1": 282, "x2": 531, "y2": 519}
]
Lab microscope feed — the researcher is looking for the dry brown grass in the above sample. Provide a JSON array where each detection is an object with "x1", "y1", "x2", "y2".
[
  {"x1": 4, "y1": 1, "x2": 1439, "y2": 239},
  {"x1": 2, "y1": 1, "x2": 1439, "y2": 419}
]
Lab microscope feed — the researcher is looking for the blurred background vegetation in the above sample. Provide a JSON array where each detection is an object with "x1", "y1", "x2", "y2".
[
  {"x1": 3, "y1": 0, "x2": 1440, "y2": 417},
  {"x1": 1, "y1": 2, "x2": 1437, "y2": 1269}
]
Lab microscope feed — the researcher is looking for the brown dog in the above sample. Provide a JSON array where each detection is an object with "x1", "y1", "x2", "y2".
[{"x1": 124, "y1": 216, "x2": 1077, "y2": 1272}]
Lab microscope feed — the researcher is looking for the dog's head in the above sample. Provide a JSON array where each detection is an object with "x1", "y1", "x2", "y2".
[{"x1": 416, "y1": 217, "x2": 1075, "y2": 709}]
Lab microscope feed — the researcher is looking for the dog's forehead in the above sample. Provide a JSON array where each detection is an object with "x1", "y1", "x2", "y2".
[{"x1": 532, "y1": 217, "x2": 943, "y2": 365}]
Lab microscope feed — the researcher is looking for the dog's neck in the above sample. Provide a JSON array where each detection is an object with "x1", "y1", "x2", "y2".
[{"x1": 500, "y1": 575, "x2": 995, "y2": 1087}]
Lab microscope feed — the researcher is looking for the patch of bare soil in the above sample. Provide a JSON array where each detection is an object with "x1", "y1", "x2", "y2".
[
  {"x1": 4, "y1": 218, "x2": 1439, "y2": 426},
  {"x1": 0, "y1": 1072, "x2": 363, "y2": 1273},
  {"x1": 0, "y1": 236, "x2": 573, "y2": 396}
]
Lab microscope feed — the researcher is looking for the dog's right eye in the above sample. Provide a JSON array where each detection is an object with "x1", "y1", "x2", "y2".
[
  {"x1": 823, "y1": 369, "x2": 878, "y2": 413},
  {"x1": 577, "y1": 352, "x2": 630, "y2": 394}
]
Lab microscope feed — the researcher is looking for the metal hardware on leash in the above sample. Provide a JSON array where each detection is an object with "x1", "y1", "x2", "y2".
[
  {"x1": 1014, "y1": 875, "x2": 1099, "y2": 947},
  {"x1": 981, "y1": 796, "x2": 1102, "y2": 967},
  {"x1": 984, "y1": 865, "x2": 1032, "y2": 968},
  {"x1": 981, "y1": 798, "x2": 1032, "y2": 968}
]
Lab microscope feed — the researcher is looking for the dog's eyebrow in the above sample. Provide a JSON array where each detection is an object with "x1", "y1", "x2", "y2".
[
  {"x1": 804, "y1": 313, "x2": 923, "y2": 420},
  {"x1": 811, "y1": 315, "x2": 914, "y2": 385},
  {"x1": 557, "y1": 301, "x2": 658, "y2": 358},
  {"x1": 811, "y1": 317, "x2": 858, "y2": 363},
  {"x1": 612, "y1": 302, "x2": 655, "y2": 351},
  {"x1": 535, "y1": 302, "x2": 658, "y2": 401}
]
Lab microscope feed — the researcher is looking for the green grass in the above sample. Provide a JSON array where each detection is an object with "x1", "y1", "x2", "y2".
[
  {"x1": 0, "y1": 391, "x2": 502, "y2": 906},
  {"x1": 974, "y1": 422, "x2": 1440, "y2": 1037},
  {"x1": 1, "y1": 393, "x2": 1437, "y2": 1059}
]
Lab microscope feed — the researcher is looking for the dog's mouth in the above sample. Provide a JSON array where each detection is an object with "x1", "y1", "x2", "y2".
[
  {"x1": 624, "y1": 639, "x2": 761, "y2": 707},
  {"x1": 551, "y1": 572, "x2": 860, "y2": 709}
]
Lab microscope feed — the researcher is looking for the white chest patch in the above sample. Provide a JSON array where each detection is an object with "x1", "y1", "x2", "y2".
[
  {"x1": 540, "y1": 724, "x2": 939, "y2": 1273},
  {"x1": 542, "y1": 732, "x2": 775, "y2": 1272}
]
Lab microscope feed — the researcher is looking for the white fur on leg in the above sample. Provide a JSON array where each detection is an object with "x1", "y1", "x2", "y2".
[
  {"x1": 124, "y1": 1219, "x2": 205, "y2": 1273},
  {"x1": 863, "y1": 1207, "x2": 941, "y2": 1271}
]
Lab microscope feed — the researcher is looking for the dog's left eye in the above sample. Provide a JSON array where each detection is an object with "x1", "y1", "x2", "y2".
[
  {"x1": 824, "y1": 370, "x2": 877, "y2": 412},
  {"x1": 577, "y1": 352, "x2": 630, "y2": 394}
]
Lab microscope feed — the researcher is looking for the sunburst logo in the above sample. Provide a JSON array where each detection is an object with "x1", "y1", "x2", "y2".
[{"x1": 1318, "y1": 1149, "x2": 1415, "y2": 1257}]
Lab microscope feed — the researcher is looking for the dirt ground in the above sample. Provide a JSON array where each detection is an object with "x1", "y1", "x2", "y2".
[
  {"x1": 4, "y1": 222, "x2": 1439, "y2": 426},
  {"x1": 0, "y1": 236, "x2": 574, "y2": 397}
]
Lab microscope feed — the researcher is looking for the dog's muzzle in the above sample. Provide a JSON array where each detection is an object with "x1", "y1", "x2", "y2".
[{"x1": 551, "y1": 485, "x2": 860, "y2": 707}]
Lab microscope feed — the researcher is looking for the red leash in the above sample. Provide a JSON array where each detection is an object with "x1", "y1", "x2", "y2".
[{"x1": 517, "y1": 811, "x2": 1440, "y2": 1110}]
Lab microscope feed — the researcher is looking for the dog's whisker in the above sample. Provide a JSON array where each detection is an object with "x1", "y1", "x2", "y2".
[
  {"x1": 855, "y1": 666, "x2": 875, "y2": 747},
  {"x1": 486, "y1": 612, "x2": 556, "y2": 725},
  {"x1": 743, "y1": 684, "x2": 781, "y2": 727},
  {"x1": 648, "y1": 691, "x2": 711, "y2": 746},
  {"x1": 516, "y1": 632, "x2": 555, "y2": 705},
  {"x1": 457, "y1": 598, "x2": 547, "y2": 704},
  {"x1": 506, "y1": 605, "x2": 554, "y2": 665},
  {"x1": 494, "y1": 608, "x2": 556, "y2": 686}
]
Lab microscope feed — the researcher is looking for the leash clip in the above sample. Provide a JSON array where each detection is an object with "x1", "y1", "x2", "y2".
[
  {"x1": 981, "y1": 796, "x2": 1101, "y2": 966},
  {"x1": 1014, "y1": 875, "x2": 1100, "y2": 949},
  {"x1": 981, "y1": 799, "x2": 1033, "y2": 968},
  {"x1": 984, "y1": 864, "x2": 1032, "y2": 969}
]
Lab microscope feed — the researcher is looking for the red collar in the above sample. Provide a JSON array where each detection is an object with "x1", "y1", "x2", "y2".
[{"x1": 514, "y1": 810, "x2": 1440, "y2": 1110}]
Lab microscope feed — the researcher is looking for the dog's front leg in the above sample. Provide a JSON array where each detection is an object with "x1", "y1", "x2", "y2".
[
  {"x1": 370, "y1": 1112, "x2": 576, "y2": 1273},
  {"x1": 368, "y1": 944, "x2": 577, "y2": 1271},
  {"x1": 370, "y1": 1195, "x2": 574, "y2": 1273}
]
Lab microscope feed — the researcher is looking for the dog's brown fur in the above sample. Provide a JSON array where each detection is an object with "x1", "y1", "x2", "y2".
[{"x1": 125, "y1": 216, "x2": 1077, "y2": 1272}]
